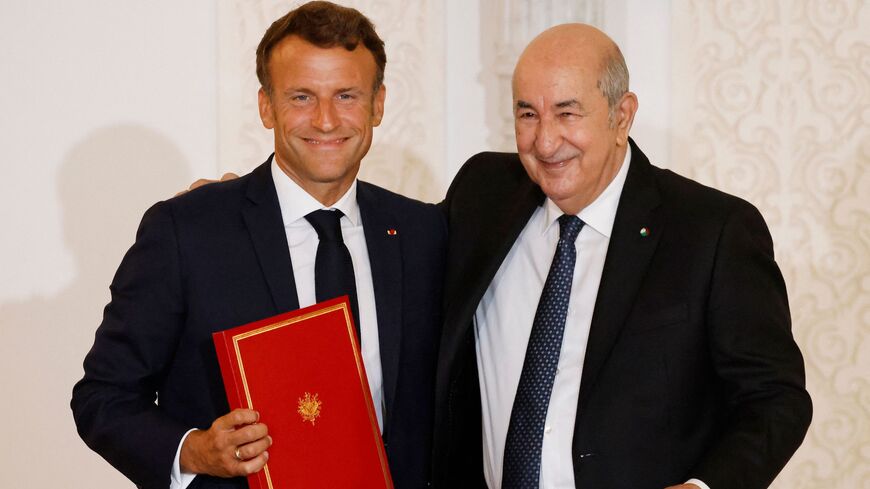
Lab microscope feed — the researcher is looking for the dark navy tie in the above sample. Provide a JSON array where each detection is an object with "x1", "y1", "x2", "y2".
[
  {"x1": 502, "y1": 214, "x2": 585, "y2": 488},
  {"x1": 305, "y1": 209, "x2": 361, "y2": 339}
]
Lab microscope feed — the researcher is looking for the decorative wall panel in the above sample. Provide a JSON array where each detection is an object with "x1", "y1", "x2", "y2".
[
  {"x1": 671, "y1": 1, "x2": 869, "y2": 487},
  {"x1": 218, "y1": 1, "x2": 445, "y2": 202}
]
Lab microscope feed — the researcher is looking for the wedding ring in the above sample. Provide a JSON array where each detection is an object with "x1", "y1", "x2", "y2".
[{"x1": 234, "y1": 447, "x2": 243, "y2": 461}]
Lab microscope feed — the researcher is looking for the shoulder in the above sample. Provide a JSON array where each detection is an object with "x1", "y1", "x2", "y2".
[
  {"x1": 131, "y1": 164, "x2": 269, "y2": 247},
  {"x1": 445, "y1": 152, "x2": 533, "y2": 203},
  {"x1": 452, "y1": 152, "x2": 525, "y2": 185},
  {"x1": 635, "y1": 158, "x2": 771, "y2": 253},
  {"x1": 651, "y1": 165, "x2": 764, "y2": 225},
  {"x1": 170, "y1": 169, "x2": 256, "y2": 213},
  {"x1": 358, "y1": 180, "x2": 441, "y2": 217},
  {"x1": 155, "y1": 163, "x2": 272, "y2": 227},
  {"x1": 357, "y1": 180, "x2": 446, "y2": 233}
]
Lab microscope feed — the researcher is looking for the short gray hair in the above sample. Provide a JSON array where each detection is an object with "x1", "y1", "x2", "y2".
[{"x1": 597, "y1": 46, "x2": 629, "y2": 126}]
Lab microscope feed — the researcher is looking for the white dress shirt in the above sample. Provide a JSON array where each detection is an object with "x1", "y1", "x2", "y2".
[{"x1": 171, "y1": 161, "x2": 384, "y2": 488}]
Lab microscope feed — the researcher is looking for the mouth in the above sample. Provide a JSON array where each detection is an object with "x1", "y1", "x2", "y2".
[
  {"x1": 537, "y1": 156, "x2": 575, "y2": 169},
  {"x1": 303, "y1": 137, "x2": 350, "y2": 147}
]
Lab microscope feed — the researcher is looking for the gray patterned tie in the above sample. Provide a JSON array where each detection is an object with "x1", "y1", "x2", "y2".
[{"x1": 502, "y1": 214, "x2": 585, "y2": 488}]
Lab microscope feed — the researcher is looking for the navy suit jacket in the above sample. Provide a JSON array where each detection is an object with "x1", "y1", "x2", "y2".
[
  {"x1": 432, "y1": 141, "x2": 811, "y2": 488},
  {"x1": 72, "y1": 158, "x2": 446, "y2": 489}
]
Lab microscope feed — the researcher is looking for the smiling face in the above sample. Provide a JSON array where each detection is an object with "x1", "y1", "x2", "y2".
[
  {"x1": 258, "y1": 35, "x2": 385, "y2": 205},
  {"x1": 513, "y1": 24, "x2": 637, "y2": 214}
]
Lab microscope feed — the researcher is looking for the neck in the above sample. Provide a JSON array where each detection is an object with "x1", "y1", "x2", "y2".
[{"x1": 274, "y1": 155, "x2": 356, "y2": 207}]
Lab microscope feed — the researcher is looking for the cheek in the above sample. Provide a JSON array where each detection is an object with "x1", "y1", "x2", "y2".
[
  {"x1": 514, "y1": 126, "x2": 536, "y2": 152},
  {"x1": 563, "y1": 128, "x2": 593, "y2": 150},
  {"x1": 340, "y1": 108, "x2": 370, "y2": 130}
]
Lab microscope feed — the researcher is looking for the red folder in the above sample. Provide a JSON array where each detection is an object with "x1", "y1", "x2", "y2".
[{"x1": 212, "y1": 296, "x2": 393, "y2": 489}]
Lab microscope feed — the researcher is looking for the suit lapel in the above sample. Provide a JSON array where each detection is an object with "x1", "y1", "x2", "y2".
[
  {"x1": 242, "y1": 159, "x2": 300, "y2": 314},
  {"x1": 576, "y1": 140, "x2": 663, "y2": 411},
  {"x1": 443, "y1": 177, "x2": 543, "y2": 368},
  {"x1": 357, "y1": 182, "x2": 402, "y2": 423}
]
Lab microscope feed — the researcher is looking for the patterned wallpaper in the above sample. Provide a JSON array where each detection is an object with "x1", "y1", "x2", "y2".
[
  {"x1": 217, "y1": 0, "x2": 445, "y2": 202},
  {"x1": 671, "y1": 1, "x2": 869, "y2": 487}
]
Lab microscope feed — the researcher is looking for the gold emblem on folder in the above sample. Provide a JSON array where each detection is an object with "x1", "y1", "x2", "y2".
[{"x1": 297, "y1": 392, "x2": 322, "y2": 425}]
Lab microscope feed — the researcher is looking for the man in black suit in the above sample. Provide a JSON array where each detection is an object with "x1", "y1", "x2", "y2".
[
  {"x1": 72, "y1": 2, "x2": 444, "y2": 488},
  {"x1": 432, "y1": 24, "x2": 811, "y2": 489}
]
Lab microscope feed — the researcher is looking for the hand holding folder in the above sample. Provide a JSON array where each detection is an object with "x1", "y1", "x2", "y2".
[{"x1": 180, "y1": 408, "x2": 271, "y2": 478}]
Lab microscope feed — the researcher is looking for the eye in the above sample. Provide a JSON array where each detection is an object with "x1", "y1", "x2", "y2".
[
  {"x1": 517, "y1": 111, "x2": 538, "y2": 120},
  {"x1": 290, "y1": 94, "x2": 311, "y2": 104}
]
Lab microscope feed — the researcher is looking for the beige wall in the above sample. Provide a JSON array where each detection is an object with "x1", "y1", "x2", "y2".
[
  {"x1": 1, "y1": 1, "x2": 865, "y2": 487},
  {"x1": 0, "y1": 2, "x2": 218, "y2": 488},
  {"x1": 671, "y1": 1, "x2": 869, "y2": 487}
]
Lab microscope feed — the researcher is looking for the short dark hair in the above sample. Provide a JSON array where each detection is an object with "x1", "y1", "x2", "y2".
[{"x1": 256, "y1": 1, "x2": 387, "y2": 95}]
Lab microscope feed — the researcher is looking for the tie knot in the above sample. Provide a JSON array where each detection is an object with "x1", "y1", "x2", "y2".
[
  {"x1": 557, "y1": 214, "x2": 585, "y2": 243},
  {"x1": 305, "y1": 209, "x2": 345, "y2": 242}
]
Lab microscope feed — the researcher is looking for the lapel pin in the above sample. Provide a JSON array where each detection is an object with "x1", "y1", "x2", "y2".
[
  {"x1": 639, "y1": 227, "x2": 650, "y2": 237},
  {"x1": 387, "y1": 229, "x2": 398, "y2": 236}
]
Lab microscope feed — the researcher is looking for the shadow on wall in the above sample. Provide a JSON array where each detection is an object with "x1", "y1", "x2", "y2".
[{"x1": 0, "y1": 125, "x2": 191, "y2": 488}]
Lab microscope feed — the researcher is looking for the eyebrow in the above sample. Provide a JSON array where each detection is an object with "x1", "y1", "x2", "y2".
[
  {"x1": 282, "y1": 87, "x2": 315, "y2": 97},
  {"x1": 515, "y1": 99, "x2": 583, "y2": 110},
  {"x1": 555, "y1": 99, "x2": 581, "y2": 109}
]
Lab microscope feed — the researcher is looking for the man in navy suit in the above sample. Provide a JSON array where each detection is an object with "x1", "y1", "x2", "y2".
[
  {"x1": 72, "y1": 2, "x2": 445, "y2": 488},
  {"x1": 432, "y1": 24, "x2": 811, "y2": 488}
]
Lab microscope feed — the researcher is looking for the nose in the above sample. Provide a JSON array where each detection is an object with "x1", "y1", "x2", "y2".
[
  {"x1": 534, "y1": 117, "x2": 561, "y2": 158},
  {"x1": 312, "y1": 100, "x2": 338, "y2": 132}
]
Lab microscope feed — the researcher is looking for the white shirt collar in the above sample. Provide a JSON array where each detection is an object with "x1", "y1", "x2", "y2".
[
  {"x1": 270, "y1": 157, "x2": 361, "y2": 226},
  {"x1": 540, "y1": 144, "x2": 632, "y2": 239}
]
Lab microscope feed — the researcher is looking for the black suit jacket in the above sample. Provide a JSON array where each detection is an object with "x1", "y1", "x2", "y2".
[
  {"x1": 72, "y1": 158, "x2": 446, "y2": 489},
  {"x1": 432, "y1": 141, "x2": 811, "y2": 489}
]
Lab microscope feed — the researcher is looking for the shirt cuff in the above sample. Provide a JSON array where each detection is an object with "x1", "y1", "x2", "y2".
[
  {"x1": 686, "y1": 478, "x2": 711, "y2": 489},
  {"x1": 170, "y1": 429, "x2": 199, "y2": 489}
]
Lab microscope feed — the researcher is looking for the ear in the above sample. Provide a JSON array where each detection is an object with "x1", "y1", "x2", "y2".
[
  {"x1": 614, "y1": 91, "x2": 638, "y2": 146},
  {"x1": 371, "y1": 84, "x2": 386, "y2": 127},
  {"x1": 257, "y1": 87, "x2": 275, "y2": 129}
]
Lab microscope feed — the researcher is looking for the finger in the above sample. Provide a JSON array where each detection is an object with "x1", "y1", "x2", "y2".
[
  {"x1": 236, "y1": 450, "x2": 269, "y2": 476},
  {"x1": 233, "y1": 435, "x2": 273, "y2": 461},
  {"x1": 188, "y1": 178, "x2": 215, "y2": 191},
  {"x1": 214, "y1": 408, "x2": 259, "y2": 430},
  {"x1": 228, "y1": 422, "x2": 269, "y2": 446},
  {"x1": 220, "y1": 172, "x2": 240, "y2": 181}
]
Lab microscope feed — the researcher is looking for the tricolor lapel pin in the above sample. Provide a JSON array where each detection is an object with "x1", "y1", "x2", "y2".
[
  {"x1": 387, "y1": 229, "x2": 398, "y2": 236},
  {"x1": 639, "y1": 227, "x2": 650, "y2": 237}
]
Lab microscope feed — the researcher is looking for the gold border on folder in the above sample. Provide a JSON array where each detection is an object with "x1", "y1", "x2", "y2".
[{"x1": 230, "y1": 302, "x2": 390, "y2": 488}]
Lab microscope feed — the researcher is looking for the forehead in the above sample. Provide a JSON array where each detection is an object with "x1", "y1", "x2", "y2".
[
  {"x1": 268, "y1": 36, "x2": 377, "y2": 85},
  {"x1": 513, "y1": 56, "x2": 600, "y2": 105}
]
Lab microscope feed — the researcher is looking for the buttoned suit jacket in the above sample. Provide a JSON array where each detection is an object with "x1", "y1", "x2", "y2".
[
  {"x1": 72, "y1": 157, "x2": 446, "y2": 489},
  {"x1": 432, "y1": 140, "x2": 811, "y2": 489}
]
